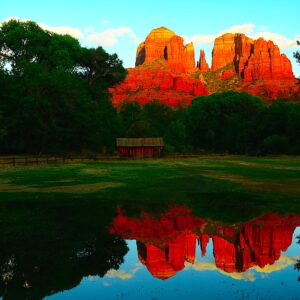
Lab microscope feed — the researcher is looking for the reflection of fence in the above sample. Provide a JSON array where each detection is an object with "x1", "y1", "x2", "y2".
[{"x1": 0, "y1": 155, "x2": 118, "y2": 166}]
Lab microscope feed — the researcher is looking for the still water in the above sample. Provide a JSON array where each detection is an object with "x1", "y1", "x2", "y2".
[
  {"x1": 1, "y1": 207, "x2": 300, "y2": 299},
  {"x1": 46, "y1": 208, "x2": 300, "y2": 300}
]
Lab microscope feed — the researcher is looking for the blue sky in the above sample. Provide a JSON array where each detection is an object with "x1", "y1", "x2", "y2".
[{"x1": 1, "y1": 0, "x2": 299, "y2": 76}]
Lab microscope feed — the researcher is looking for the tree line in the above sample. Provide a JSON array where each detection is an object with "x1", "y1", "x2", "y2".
[
  {"x1": 0, "y1": 20, "x2": 300, "y2": 155},
  {"x1": 0, "y1": 20, "x2": 126, "y2": 154},
  {"x1": 119, "y1": 93, "x2": 300, "y2": 155}
]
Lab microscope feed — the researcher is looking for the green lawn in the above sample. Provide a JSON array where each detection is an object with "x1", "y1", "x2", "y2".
[{"x1": 1, "y1": 155, "x2": 300, "y2": 226}]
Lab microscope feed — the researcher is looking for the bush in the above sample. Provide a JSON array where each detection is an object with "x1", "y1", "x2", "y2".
[{"x1": 263, "y1": 135, "x2": 290, "y2": 155}]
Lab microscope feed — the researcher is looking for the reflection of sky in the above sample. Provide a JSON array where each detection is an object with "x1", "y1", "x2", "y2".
[{"x1": 46, "y1": 228, "x2": 300, "y2": 300}]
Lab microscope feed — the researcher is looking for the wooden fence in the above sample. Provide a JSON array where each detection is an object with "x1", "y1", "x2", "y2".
[
  {"x1": 0, "y1": 153, "x2": 216, "y2": 167},
  {"x1": 0, "y1": 155, "x2": 118, "y2": 166}
]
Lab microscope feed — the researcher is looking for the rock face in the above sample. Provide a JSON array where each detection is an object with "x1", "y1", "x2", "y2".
[
  {"x1": 135, "y1": 26, "x2": 196, "y2": 73},
  {"x1": 110, "y1": 208, "x2": 300, "y2": 279},
  {"x1": 212, "y1": 33, "x2": 295, "y2": 81},
  {"x1": 184, "y1": 42, "x2": 197, "y2": 73},
  {"x1": 211, "y1": 33, "x2": 254, "y2": 73},
  {"x1": 109, "y1": 68, "x2": 208, "y2": 107},
  {"x1": 110, "y1": 27, "x2": 299, "y2": 107},
  {"x1": 144, "y1": 27, "x2": 175, "y2": 64},
  {"x1": 198, "y1": 50, "x2": 209, "y2": 72},
  {"x1": 243, "y1": 39, "x2": 295, "y2": 81}
]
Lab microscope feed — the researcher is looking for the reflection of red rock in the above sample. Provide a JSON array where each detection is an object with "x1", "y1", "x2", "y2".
[
  {"x1": 110, "y1": 208, "x2": 300, "y2": 279},
  {"x1": 137, "y1": 233, "x2": 198, "y2": 279},
  {"x1": 213, "y1": 213, "x2": 299, "y2": 272},
  {"x1": 199, "y1": 234, "x2": 210, "y2": 256}
]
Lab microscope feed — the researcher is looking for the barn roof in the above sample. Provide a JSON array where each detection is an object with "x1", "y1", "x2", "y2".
[{"x1": 116, "y1": 138, "x2": 164, "y2": 147}]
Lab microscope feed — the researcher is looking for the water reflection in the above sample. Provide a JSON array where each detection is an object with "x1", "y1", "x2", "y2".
[
  {"x1": 0, "y1": 206, "x2": 299, "y2": 299},
  {"x1": 110, "y1": 207, "x2": 300, "y2": 279}
]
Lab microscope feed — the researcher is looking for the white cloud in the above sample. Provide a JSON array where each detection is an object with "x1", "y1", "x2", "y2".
[
  {"x1": 186, "y1": 260, "x2": 256, "y2": 281},
  {"x1": 185, "y1": 254, "x2": 297, "y2": 282},
  {"x1": 84, "y1": 26, "x2": 95, "y2": 33},
  {"x1": 105, "y1": 265, "x2": 141, "y2": 280},
  {"x1": 184, "y1": 23, "x2": 297, "y2": 51},
  {"x1": 2, "y1": 16, "x2": 30, "y2": 23},
  {"x1": 101, "y1": 19, "x2": 110, "y2": 25},
  {"x1": 250, "y1": 31, "x2": 297, "y2": 49},
  {"x1": 38, "y1": 23, "x2": 83, "y2": 39},
  {"x1": 184, "y1": 34, "x2": 215, "y2": 45},
  {"x1": 1, "y1": 17, "x2": 83, "y2": 39},
  {"x1": 87, "y1": 27, "x2": 141, "y2": 46},
  {"x1": 106, "y1": 269, "x2": 133, "y2": 280},
  {"x1": 218, "y1": 23, "x2": 255, "y2": 36},
  {"x1": 185, "y1": 23, "x2": 255, "y2": 45},
  {"x1": 259, "y1": 25, "x2": 269, "y2": 31}
]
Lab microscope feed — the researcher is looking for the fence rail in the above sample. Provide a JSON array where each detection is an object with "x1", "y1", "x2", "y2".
[
  {"x1": 0, "y1": 155, "x2": 119, "y2": 166},
  {"x1": 0, "y1": 153, "x2": 218, "y2": 167}
]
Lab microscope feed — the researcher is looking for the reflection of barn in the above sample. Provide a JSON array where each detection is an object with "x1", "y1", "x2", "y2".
[{"x1": 117, "y1": 138, "x2": 164, "y2": 158}]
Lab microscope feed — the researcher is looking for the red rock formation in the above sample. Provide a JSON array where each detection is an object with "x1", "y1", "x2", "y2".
[
  {"x1": 166, "y1": 35, "x2": 186, "y2": 73},
  {"x1": 211, "y1": 33, "x2": 295, "y2": 82},
  {"x1": 111, "y1": 27, "x2": 299, "y2": 106},
  {"x1": 135, "y1": 42, "x2": 145, "y2": 66},
  {"x1": 243, "y1": 80, "x2": 300, "y2": 101},
  {"x1": 135, "y1": 26, "x2": 196, "y2": 74},
  {"x1": 212, "y1": 33, "x2": 254, "y2": 73},
  {"x1": 109, "y1": 68, "x2": 208, "y2": 108},
  {"x1": 144, "y1": 27, "x2": 175, "y2": 64},
  {"x1": 184, "y1": 42, "x2": 197, "y2": 73},
  {"x1": 110, "y1": 207, "x2": 300, "y2": 279},
  {"x1": 243, "y1": 39, "x2": 295, "y2": 81},
  {"x1": 212, "y1": 33, "x2": 254, "y2": 75},
  {"x1": 198, "y1": 50, "x2": 209, "y2": 72}
]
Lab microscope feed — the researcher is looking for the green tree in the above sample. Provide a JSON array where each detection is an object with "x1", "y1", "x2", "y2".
[
  {"x1": 263, "y1": 135, "x2": 290, "y2": 155},
  {"x1": 294, "y1": 40, "x2": 300, "y2": 66},
  {"x1": 119, "y1": 101, "x2": 148, "y2": 137},
  {"x1": 164, "y1": 120, "x2": 187, "y2": 152},
  {"x1": 143, "y1": 100, "x2": 175, "y2": 137},
  {"x1": 0, "y1": 20, "x2": 125, "y2": 154},
  {"x1": 185, "y1": 91, "x2": 263, "y2": 154}
]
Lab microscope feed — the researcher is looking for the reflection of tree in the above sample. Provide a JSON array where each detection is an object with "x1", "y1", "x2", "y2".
[
  {"x1": 0, "y1": 203, "x2": 128, "y2": 299},
  {"x1": 0, "y1": 234, "x2": 128, "y2": 299}
]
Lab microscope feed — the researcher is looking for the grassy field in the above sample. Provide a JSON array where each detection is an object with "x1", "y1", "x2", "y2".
[{"x1": 1, "y1": 155, "x2": 300, "y2": 225}]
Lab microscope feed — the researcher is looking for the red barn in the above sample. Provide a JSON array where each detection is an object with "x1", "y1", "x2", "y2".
[{"x1": 117, "y1": 138, "x2": 164, "y2": 158}]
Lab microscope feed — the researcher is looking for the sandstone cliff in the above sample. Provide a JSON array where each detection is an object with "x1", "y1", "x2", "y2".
[
  {"x1": 212, "y1": 33, "x2": 295, "y2": 81},
  {"x1": 135, "y1": 26, "x2": 196, "y2": 73},
  {"x1": 110, "y1": 27, "x2": 299, "y2": 106},
  {"x1": 198, "y1": 50, "x2": 209, "y2": 72}
]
